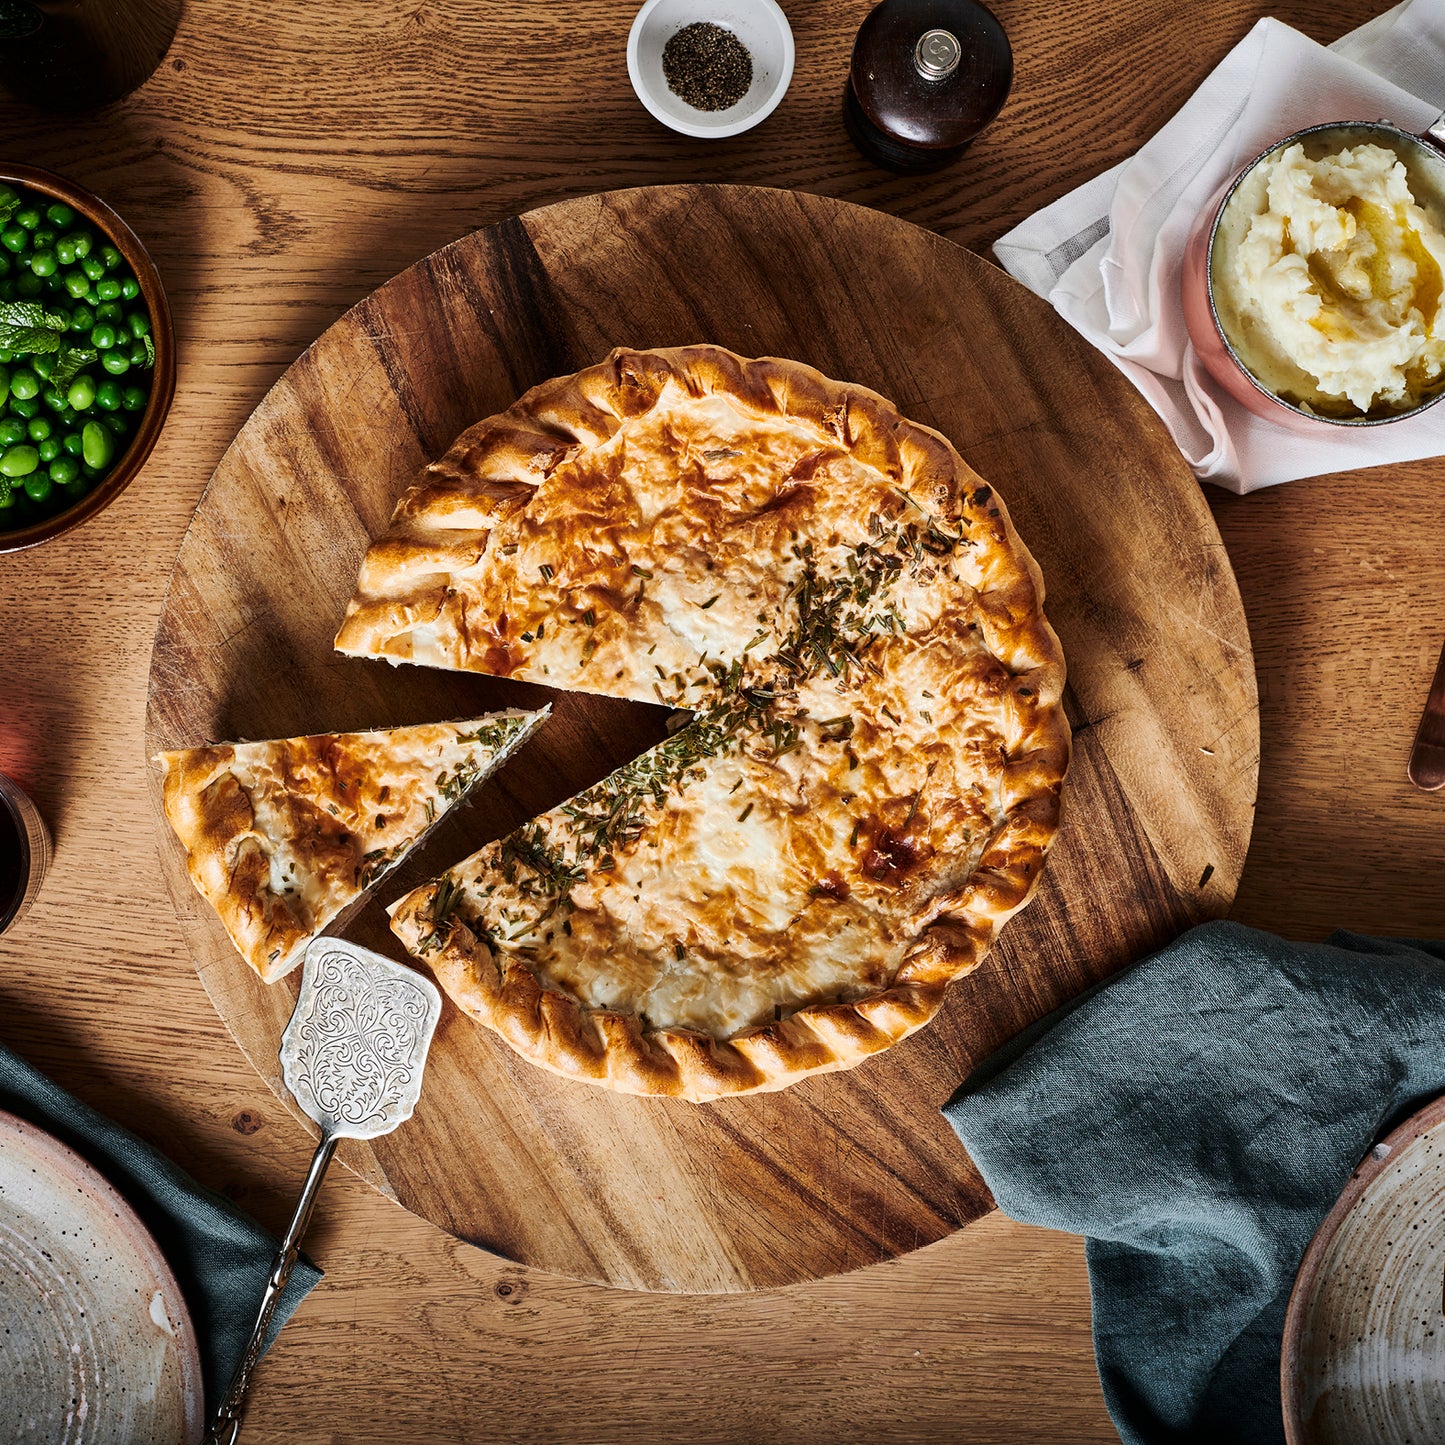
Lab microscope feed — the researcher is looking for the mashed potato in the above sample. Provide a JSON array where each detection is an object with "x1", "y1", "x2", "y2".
[{"x1": 1212, "y1": 140, "x2": 1445, "y2": 414}]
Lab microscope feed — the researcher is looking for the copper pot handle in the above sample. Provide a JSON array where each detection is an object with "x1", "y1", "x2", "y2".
[{"x1": 1408, "y1": 634, "x2": 1445, "y2": 790}]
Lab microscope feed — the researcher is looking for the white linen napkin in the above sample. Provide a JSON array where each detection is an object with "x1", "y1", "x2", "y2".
[{"x1": 994, "y1": 0, "x2": 1445, "y2": 492}]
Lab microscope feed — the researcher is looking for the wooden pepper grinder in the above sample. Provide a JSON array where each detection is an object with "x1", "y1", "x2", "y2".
[{"x1": 845, "y1": 0, "x2": 1013, "y2": 172}]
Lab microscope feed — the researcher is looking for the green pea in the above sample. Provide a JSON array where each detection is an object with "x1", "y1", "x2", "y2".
[
  {"x1": 121, "y1": 385, "x2": 148, "y2": 412},
  {"x1": 28, "y1": 248, "x2": 56, "y2": 278},
  {"x1": 0, "y1": 281, "x2": 12, "y2": 302},
  {"x1": 41, "y1": 387, "x2": 65, "y2": 412},
  {"x1": 90, "y1": 323, "x2": 117, "y2": 351},
  {"x1": 127, "y1": 310, "x2": 151, "y2": 338},
  {"x1": 69, "y1": 304, "x2": 94, "y2": 332},
  {"x1": 23, "y1": 472, "x2": 52, "y2": 503},
  {"x1": 1, "y1": 445, "x2": 40, "y2": 476},
  {"x1": 61, "y1": 432, "x2": 82, "y2": 457},
  {"x1": 29, "y1": 355, "x2": 53, "y2": 380},
  {"x1": 14, "y1": 272, "x2": 41, "y2": 297},
  {"x1": 55, "y1": 239, "x2": 77, "y2": 266},
  {"x1": 63, "y1": 270, "x2": 89, "y2": 299},
  {"x1": 0, "y1": 186, "x2": 16, "y2": 208},
  {"x1": 104, "y1": 412, "x2": 129, "y2": 437},
  {"x1": 0, "y1": 418, "x2": 24, "y2": 445},
  {"x1": 81, "y1": 421, "x2": 114, "y2": 468},
  {"x1": 94, "y1": 381, "x2": 122, "y2": 412},
  {"x1": 127, "y1": 340, "x2": 149, "y2": 367},
  {"x1": 94, "y1": 278, "x2": 121, "y2": 301},
  {"x1": 32, "y1": 226, "x2": 55, "y2": 250},
  {"x1": 9, "y1": 370, "x2": 38, "y2": 401},
  {"x1": 48, "y1": 454, "x2": 79, "y2": 486},
  {"x1": 13, "y1": 207, "x2": 40, "y2": 231},
  {"x1": 94, "y1": 301, "x2": 122, "y2": 324},
  {"x1": 98, "y1": 244, "x2": 121, "y2": 270},
  {"x1": 44, "y1": 202, "x2": 74, "y2": 227},
  {"x1": 0, "y1": 255, "x2": 9, "y2": 278},
  {"x1": 66, "y1": 375, "x2": 96, "y2": 411},
  {"x1": 0, "y1": 227, "x2": 25, "y2": 254},
  {"x1": 81, "y1": 256, "x2": 104, "y2": 281},
  {"x1": 101, "y1": 350, "x2": 130, "y2": 376},
  {"x1": 26, "y1": 416, "x2": 51, "y2": 442},
  {"x1": 0, "y1": 367, "x2": 7, "y2": 406},
  {"x1": 37, "y1": 437, "x2": 59, "y2": 463},
  {"x1": 120, "y1": 277, "x2": 139, "y2": 300},
  {"x1": 0, "y1": 349, "x2": 10, "y2": 362},
  {"x1": 9, "y1": 396, "x2": 38, "y2": 418}
]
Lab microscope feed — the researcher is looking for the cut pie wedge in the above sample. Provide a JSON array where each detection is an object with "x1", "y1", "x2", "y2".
[
  {"x1": 336, "y1": 346, "x2": 1069, "y2": 1100},
  {"x1": 156, "y1": 710, "x2": 547, "y2": 983}
]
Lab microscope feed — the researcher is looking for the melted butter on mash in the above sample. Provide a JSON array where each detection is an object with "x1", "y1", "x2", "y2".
[{"x1": 1213, "y1": 141, "x2": 1445, "y2": 414}]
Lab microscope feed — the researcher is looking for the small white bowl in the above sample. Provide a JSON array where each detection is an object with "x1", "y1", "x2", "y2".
[{"x1": 627, "y1": 0, "x2": 794, "y2": 139}]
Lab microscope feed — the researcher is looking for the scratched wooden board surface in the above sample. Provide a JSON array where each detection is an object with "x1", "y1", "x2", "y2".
[{"x1": 141, "y1": 185, "x2": 1257, "y2": 1292}]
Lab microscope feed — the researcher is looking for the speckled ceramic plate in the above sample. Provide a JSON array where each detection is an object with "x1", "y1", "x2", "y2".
[
  {"x1": 0, "y1": 1109, "x2": 204, "y2": 1444},
  {"x1": 1283, "y1": 1094, "x2": 1445, "y2": 1444}
]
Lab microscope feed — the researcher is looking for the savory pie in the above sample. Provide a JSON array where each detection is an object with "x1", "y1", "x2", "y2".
[
  {"x1": 336, "y1": 346, "x2": 1069, "y2": 1100},
  {"x1": 156, "y1": 711, "x2": 546, "y2": 983}
]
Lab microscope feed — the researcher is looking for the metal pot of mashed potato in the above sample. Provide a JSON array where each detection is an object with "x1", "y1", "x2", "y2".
[{"x1": 1182, "y1": 117, "x2": 1445, "y2": 430}]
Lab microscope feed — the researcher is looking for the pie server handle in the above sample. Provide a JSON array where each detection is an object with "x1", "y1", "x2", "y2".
[
  {"x1": 1408, "y1": 634, "x2": 1445, "y2": 791},
  {"x1": 200, "y1": 1129, "x2": 338, "y2": 1445}
]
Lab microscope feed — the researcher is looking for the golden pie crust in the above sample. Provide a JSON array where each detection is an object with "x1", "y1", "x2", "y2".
[
  {"x1": 337, "y1": 347, "x2": 1069, "y2": 1100},
  {"x1": 156, "y1": 711, "x2": 545, "y2": 983}
]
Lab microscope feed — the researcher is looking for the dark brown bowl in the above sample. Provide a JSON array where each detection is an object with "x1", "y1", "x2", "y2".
[{"x1": 0, "y1": 162, "x2": 175, "y2": 555}]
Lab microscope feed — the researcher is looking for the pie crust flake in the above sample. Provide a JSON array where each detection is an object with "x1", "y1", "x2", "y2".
[
  {"x1": 336, "y1": 346, "x2": 1070, "y2": 1100},
  {"x1": 157, "y1": 710, "x2": 546, "y2": 982}
]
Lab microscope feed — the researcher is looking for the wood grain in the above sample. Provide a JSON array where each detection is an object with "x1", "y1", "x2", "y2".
[
  {"x1": 0, "y1": 0, "x2": 1438, "y2": 1437},
  {"x1": 143, "y1": 184, "x2": 1256, "y2": 1292}
]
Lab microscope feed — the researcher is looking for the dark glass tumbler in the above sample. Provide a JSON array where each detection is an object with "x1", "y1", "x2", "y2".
[
  {"x1": 0, "y1": 0, "x2": 183, "y2": 112},
  {"x1": 0, "y1": 771, "x2": 50, "y2": 934}
]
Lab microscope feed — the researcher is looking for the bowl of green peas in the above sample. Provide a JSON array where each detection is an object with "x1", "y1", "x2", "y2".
[{"x1": 0, "y1": 163, "x2": 174, "y2": 553}]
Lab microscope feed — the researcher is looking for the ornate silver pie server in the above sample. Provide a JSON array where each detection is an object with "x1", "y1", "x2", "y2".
[{"x1": 202, "y1": 938, "x2": 443, "y2": 1445}]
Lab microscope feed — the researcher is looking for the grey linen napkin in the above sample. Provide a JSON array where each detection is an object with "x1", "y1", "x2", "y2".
[
  {"x1": 944, "y1": 920, "x2": 1445, "y2": 1445},
  {"x1": 0, "y1": 1040, "x2": 322, "y2": 1417}
]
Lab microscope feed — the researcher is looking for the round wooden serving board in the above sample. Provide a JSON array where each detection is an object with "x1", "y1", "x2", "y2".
[{"x1": 145, "y1": 185, "x2": 1258, "y2": 1293}]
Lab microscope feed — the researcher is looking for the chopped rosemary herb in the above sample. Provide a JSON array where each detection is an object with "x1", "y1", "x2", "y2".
[
  {"x1": 632, "y1": 565, "x2": 654, "y2": 579},
  {"x1": 737, "y1": 802, "x2": 753, "y2": 822},
  {"x1": 539, "y1": 563, "x2": 555, "y2": 581},
  {"x1": 699, "y1": 595, "x2": 720, "y2": 609}
]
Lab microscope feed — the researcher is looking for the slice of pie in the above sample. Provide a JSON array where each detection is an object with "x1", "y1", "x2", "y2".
[
  {"x1": 336, "y1": 346, "x2": 1069, "y2": 1100},
  {"x1": 156, "y1": 710, "x2": 547, "y2": 983}
]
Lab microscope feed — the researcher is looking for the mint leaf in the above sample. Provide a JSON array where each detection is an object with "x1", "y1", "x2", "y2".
[
  {"x1": 0, "y1": 301, "x2": 69, "y2": 358},
  {"x1": 0, "y1": 195, "x2": 18, "y2": 226},
  {"x1": 141, "y1": 333, "x2": 155, "y2": 369},
  {"x1": 0, "y1": 325, "x2": 63, "y2": 355},
  {"x1": 0, "y1": 301, "x2": 67, "y2": 332},
  {"x1": 49, "y1": 348, "x2": 95, "y2": 389}
]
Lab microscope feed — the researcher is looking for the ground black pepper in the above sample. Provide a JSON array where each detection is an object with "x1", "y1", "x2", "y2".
[{"x1": 662, "y1": 22, "x2": 753, "y2": 112}]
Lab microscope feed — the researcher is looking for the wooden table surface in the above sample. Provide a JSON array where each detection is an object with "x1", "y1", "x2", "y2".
[{"x1": 1, "y1": 1, "x2": 1440, "y2": 1440}]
